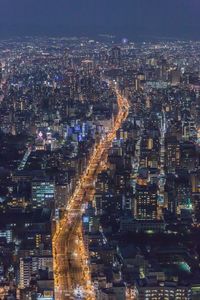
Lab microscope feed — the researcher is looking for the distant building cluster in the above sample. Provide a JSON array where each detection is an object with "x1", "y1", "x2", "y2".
[{"x1": 0, "y1": 36, "x2": 200, "y2": 299}]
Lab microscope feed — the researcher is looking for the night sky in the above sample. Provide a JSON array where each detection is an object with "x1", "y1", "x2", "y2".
[{"x1": 0, "y1": 0, "x2": 200, "y2": 40}]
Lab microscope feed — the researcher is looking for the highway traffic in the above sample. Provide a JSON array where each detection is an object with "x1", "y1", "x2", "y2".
[{"x1": 52, "y1": 82, "x2": 130, "y2": 300}]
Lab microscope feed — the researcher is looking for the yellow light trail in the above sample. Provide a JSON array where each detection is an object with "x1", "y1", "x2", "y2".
[{"x1": 52, "y1": 83, "x2": 130, "y2": 300}]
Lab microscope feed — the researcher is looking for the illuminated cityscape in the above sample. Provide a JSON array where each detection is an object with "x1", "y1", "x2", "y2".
[
  {"x1": 0, "y1": 36, "x2": 200, "y2": 299},
  {"x1": 1, "y1": 2, "x2": 200, "y2": 299}
]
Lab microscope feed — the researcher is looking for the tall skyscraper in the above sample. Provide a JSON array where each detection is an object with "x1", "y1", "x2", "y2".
[
  {"x1": 165, "y1": 136, "x2": 180, "y2": 173},
  {"x1": 171, "y1": 69, "x2": 181, "y2": 86},
  {"x1": 110, "y1": 46, "x2": 121, "y2": 66},
  {"x1": 19, "y1": 258, "x2": 33, "y2": 289},
  {"x1": 32, "y1": 179, "x2": 55, "y2": 208},
  {"x1": 135, "y1": 183, "x2": 158, "y2": 220},
  {"x1": 0, "y1": 63, "x2": 2, "y2": 85}
]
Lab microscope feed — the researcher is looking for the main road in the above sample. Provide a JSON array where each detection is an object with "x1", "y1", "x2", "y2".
[{"x1": 52, "y1": 82, "x2": 130, "y2": 300}]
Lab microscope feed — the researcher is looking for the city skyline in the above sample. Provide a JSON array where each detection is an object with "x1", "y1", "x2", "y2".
[{"x1": 1, "y1": 1, "x2": 200, "y2": 299}]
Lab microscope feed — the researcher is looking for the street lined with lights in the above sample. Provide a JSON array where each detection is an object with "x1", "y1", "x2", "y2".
[{"x1": 52, "y1": 81, "x2": 130, "y2": 300}]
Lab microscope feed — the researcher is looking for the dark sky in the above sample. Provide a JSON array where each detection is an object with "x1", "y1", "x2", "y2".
[{"x1": 0, "y1": 0, "x2": 200, "y2": 40}]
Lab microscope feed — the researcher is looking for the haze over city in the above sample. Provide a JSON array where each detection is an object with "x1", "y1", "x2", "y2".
[{"x1": 1, "y1": 0, "x2": 200, "y2": 40}]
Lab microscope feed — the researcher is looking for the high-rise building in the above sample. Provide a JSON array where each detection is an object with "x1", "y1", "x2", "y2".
[
  {"x1": 19, "y1": 256, "x2": 53, "y2": 289},
  {"x1": 110, "y1": 46, "x2": 121, "y2": 66},
  {"x1": 171, "y1": 69, "x2": 181, "y2": 86},
  {"x1": 136, "y1": 282, "x2": 191, "y2": 300},
  {"x1": 55, "y1": 184, "x2": 68, "y2": 209},
  {"x1": 19, "y1": 258, "x2": 33, "y2": 289},
  {"x1": 0, "y1": 62, "x2": 2, "y2": 85},
  {"x1": 165, "y1": 136, "x2": 180, "y2": 173},
  {"x1": 135, "y1": 183, "x2": 158, "y2": 220},
  {"x1": 0, "y1": 229, "x2": 13, "y2": 243},
  {"x1": 32, "y1": 179, "x2": 55, "y2": 208},
  {"x1": 190, "y1": 171, "x2": 200, "y2": 194},
  {"x1": 159, "y1": 58, "x2": 168, "y2": 81}
]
